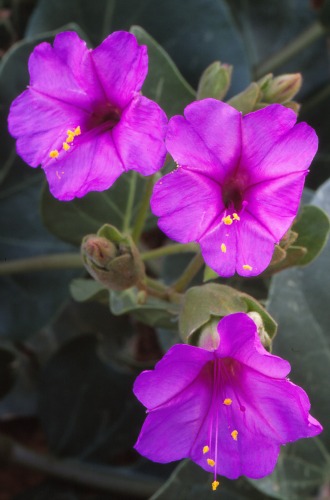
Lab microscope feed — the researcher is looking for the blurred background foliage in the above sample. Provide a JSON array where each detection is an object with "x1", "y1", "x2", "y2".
[{"x1": 0, "y1": 0, "x2": 330, "y2": 498}]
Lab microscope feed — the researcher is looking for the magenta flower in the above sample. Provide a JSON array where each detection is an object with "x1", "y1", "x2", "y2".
[
  {"x1": 151, "y1": 99, "x2": 318, "y2": 277},
  {"x1": 8, "y1": 31, "x2": 167, "y2": 201},
  {"x1": 134, "y1": 313, "x2": 322, "y2": 488}
]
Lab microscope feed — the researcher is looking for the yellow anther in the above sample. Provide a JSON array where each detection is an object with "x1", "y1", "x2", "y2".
[
  {"x1": 74, "y1": 126, "x2": 81, "y2": 136},
  {"x1": 207, "y1": 459, "x2": 215, "y2": 467},
  {"x1": 221, "y1": 243, "x2": 227, "y2": 253},
  {"x1": 222, "y1": 215, "x2": 233, "y2": 226},
  {"x1": 49, "y1": 150, "x2": 59, "y2": 159},
  {"x1": 223, "y1": 398, "x2": 232, "y2": 406},
  {"x1": 243, "y1": 264, "x2": 253, "y2": 271},
  {"x1": 231, "y1": 430, "x2": 238, "y2": 441},
  {"x1": 63, "y1": 142, "x2": 70, "y2": 151},
  {"x1": 233, "y1": 213, "x2": 240, "y2": 221},
  {"x1": 212, "y1": 481, "x2": 220, "y2": 491},
  {"x1": 203, "y1": 446, "x2": 209, "y2": 454},
  {"x1": 66, "y1": 133, "x2": 75, "y2": 143}
]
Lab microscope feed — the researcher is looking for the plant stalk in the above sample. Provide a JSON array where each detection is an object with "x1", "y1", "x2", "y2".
[
  {"x1": 171, "y1": 252, "x2": 205, "y2": 293},
  {"x1": 254, "y1": 21, "x2": 325, "y2": 79},
  {"x1": 0, "y1": 253, "x2": 83, "y2": 275},
  {"x1": 132, "y1": 174, "x2": 157, "y2": 243},
  {"x1": 0, "y1": 434, "x2": 161, "y2": 497},
  {"x1": 123, "y1": 170, "x2": 138, "y2": 232},
  {"x1": 141, "y1": 242, "x2": 199, "y2": 261}
]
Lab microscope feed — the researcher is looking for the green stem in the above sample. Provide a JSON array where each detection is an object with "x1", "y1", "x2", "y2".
[
  {"x1": 0, "y1": 434, "x2": 161, "y2": 497},
  {"x1": 141, "y1": 242, "x2": 199, "y2": 261},
  {"x1": 123, "y1": 171, "x2": 137, "y2": 232},
  {"x1": 171, "y1": 252, "x2": 205, "y2": 293},
  {"x1": 144, "y1": 277, "x2": 182, "y2": 304},
  {"x1": 0, "y1": 253, "x2": 83, "y2": 275},
  {"x1": 132, "y1": 174, "x2": 157, "y2": 243},
  {"x1": 254, "y1": 21, "x2": 325, "y2": 79}
]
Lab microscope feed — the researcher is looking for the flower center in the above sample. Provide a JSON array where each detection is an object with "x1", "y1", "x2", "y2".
[
  {"x1": 90, "y1": 102, "x2": 121, "y2": 129},
  {"x1": 222, "y1": 179, "x2": 244, "y2": 213}
]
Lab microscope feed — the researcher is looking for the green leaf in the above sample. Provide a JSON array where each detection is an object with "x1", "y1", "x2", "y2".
[
  {"x1": 0, "y1": 157, "x2": 79, "y2": 342},
  {"x1": 179, "y1": 284, "x2": 247, "y2": 340},
  {"x1": 179, "y1": 283, "x2": 277, "y2": 342},
  {"x1": 224, "y1": 0, "x2": 327, "y2": 98},
  {"x1": 110, "y1": 288, "x2": 180, "y2": 330},
  {"x1": 203, "y1": 265, "x2": 220, "y2": 282},
  {"x1": 292, "y1": 205, "x2": 330, "y2": 266},
  {"x1": 26, "y1": 0, "x2": 114, "y2": 46},
  {"x1": 70, "y1": 278, "x2": 108, "y2": 303},
  {"x1": 41, "y1": 172, "x2": 156, "y2": 246},
  {"x1": 264, "y1": 205, "x2": 330, "y2": 275},
  {"x1": 38, "y1": 335, "x2": 144, "y2": 461},
  {"x1": 265, "y1": 179, "x2": 330, "y2": 497},
  {"x1": 151, "y1": 460, "x2": 275, "y2": 500},
  {"x1": 130, "y1": 26, "x2": 195, "y2": 117},
  {"x1": 249, "y1": 440, "x2": 328, "y2": 500}
]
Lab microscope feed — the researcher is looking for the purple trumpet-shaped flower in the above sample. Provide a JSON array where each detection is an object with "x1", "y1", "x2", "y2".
[
  {"x1": 8, "y1": 31, "x2": 167, "y2": 201},
  {"x1": 151, "y1": 99, "x2": 318, "y2": 277},
  {"x1": 133, "y1": 313, "x2": 322, "y2": 488}
]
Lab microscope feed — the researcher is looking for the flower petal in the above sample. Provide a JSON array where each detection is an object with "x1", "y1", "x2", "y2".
[
  {"x1": 112, "y1": 95, "x2": 167, "y2": 175},
  {"x1": 241, "y1": 104, "x2": 297, "y2": 175},
  {"x1": 92, "y1": 31, "x2": 148, "y2": 109},
  {"x1": 235, "y1": 212, "x2": 276, "y2": 276},
  {"x1": 43, "y1": 129, "x2": 124, "y2": 200},
  {"x1": 190, "y1": 406, "x2": 280, "y2": 479},
  {"x1": 165, "y1": 115, "x2": 223, "y2": 181},
  {"x1": 28, "y1": 31, "x2": 101, "y2": 111},
  {"x1": 184, "y1": 99, "x2": 242, "y2": 182},
  {"x1": 134, "y1": 367, "x2": 211, "y2": 463},
  {"x1": 198, "y1": 216, "x2": 238, "y2": 278},
  {"x1": 239, "y1": 368, "x2": 323, "y2": 443},
  {"x1": 8, "y1": 89, "x2": 87, "y2": 167},
  {"x1": 151, "y1": 169, "x2": 223, "y2": 243},
  {"x1": 245, "y1": 171, "x2": 307, "y2": 242},
  {"x1": 246, "y1": 121, "x2": 318, "y2": 184},
  {"x1": 133, "y1": 344, "x2": 212, "y2": 409},
  {"x1": 216, "y1": 313, "x2": 291, "y2": 377}
]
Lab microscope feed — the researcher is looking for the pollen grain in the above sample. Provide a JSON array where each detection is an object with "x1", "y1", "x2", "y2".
[
  {"x1": 212, "y1": 481, "x2": 220, "y2": 491},
  {"x1": 49, "y1": 150, "x2": 59, "y2": 159},
  {"x1": 243, "y1": 264, "x2": 253, "y2": 271},
  {"x1": 223, "y1": 398, "x2": 232, "y2": 406},
  {"x1": 231, "y1": 430, "x2": 238, "y2": 441},
  {"x1": 222, "y1": 215, "x2": 233, "y2": 225}
]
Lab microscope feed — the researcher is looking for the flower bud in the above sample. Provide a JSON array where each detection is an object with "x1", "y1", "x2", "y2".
[
  {"x1": 197, "y1": 61, "x2": 233, "y2": 101},
  {"x1": 227, "y1": 82, "x2": 260, "y2": 114},
  {"x1": 81, "y1": 224, "x2": 145, "y2": 291},
  {"x1": 196, "y1": 318, "x2": 220, "y2": 351},
  {"x1": 260, "y1": 73, "x2": 302, "y2": 104},
  {"x1": 247, "y1": 311, "x2": 272, "y2": 350}
]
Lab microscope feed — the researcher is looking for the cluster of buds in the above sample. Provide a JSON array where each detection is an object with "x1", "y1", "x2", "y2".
[{"x1": 197, "y1": 60, "x2": 302, "y2": 115}]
